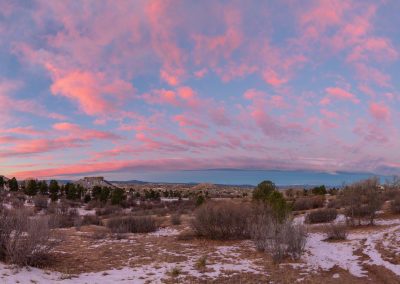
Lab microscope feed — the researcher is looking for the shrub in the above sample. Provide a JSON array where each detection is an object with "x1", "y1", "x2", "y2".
[
  {"x1": 293, "y1": 196, "x2": 325, "y2": 211},
  {"x1": 253, "y1": 181, "x2": 290, "y2": 222},
  {"x1": 48, "y1": 206, "x2": 79, "y2": 229},
  {"x1": 327, "y1": 199, "x2": 341, "y2": 209},
  {"x1": 110, "y1": 188, "x2": 126, "y2": 205},
  {"x1": 95, "y1": 205, "x2": 121, "y2": 216},
  {"x1": 195, "y1": 256, "x2": 207, "y2": 271},
  {"x1": 390, "y1": 195, "x2": 400, "y2": 214},
  {"x1": 191, "y1": 201, "x2": 251, "y2": 240},
  {"x1": 106, "y1": 216, "x2": 157, "y2": 233},
  {"x1": 171, "y1": 213, "x2": 181, "y2": 225},
  {"x1": 253, "y1": 180, "x2": 276, "y2": 201},
  {"x1": 311, "y1": 185, "x2": 327, "y2": 195},
  {"x1": 305, "y1": 208, "x2": 337, "y2": 224},
  {"x1": 34, "y1": 195, "x2": 48, "y2": 211},
  {"x1": 82, "y1": 215, "x2": 102, "y2": 226},
  {"x1": 341, "y1": 178, "x2": 383, "y2": 226},
  {"x1": 195, "y1": 195, "x2": 205, "y2": 207},
  {"x1": 0, "y1": 209, "x2": 59, "y2": 267},
  {"x1": 324, "y1": 223, "x2": 348, "y2": 240},
  {"x1": 251, "y1": 211, "x2": 307, "y2": 263},
  {"x1": 169, "y1": 267, "x2": 181, "y2": 277}
]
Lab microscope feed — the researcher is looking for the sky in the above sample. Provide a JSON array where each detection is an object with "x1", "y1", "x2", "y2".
[{"x1": 1, "y1": 0, "x2": 400, "y2": 182}]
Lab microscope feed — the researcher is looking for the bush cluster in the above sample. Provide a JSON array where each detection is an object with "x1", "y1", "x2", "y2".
[
  {"x1": 191, "y1": 201, "x2": 251, "y2": 240},
  {"x1": 106, "y1": 216, "x2": 157, "y2": 233},
  {"x1": 293, "y1": 196, "x2": 325, "y2": 211},
  {"x1": 324, "y1": 223, "x2": 348, "y2": 240},
  {"x1": 340, "y1": 177, "x2": 383, "y2": 226},
  {"x1": 0, "y1": 207, "x2": 59, "y2": 266},
  {"x1": 390, "y1": 195, "x2": 400, "y2": 214},
  {"x1": 305, "y1": 208, "x2": 337, "y2": 224},
  {"x1": 251, "y1": 210, "x2": 307, "y2": 263}
]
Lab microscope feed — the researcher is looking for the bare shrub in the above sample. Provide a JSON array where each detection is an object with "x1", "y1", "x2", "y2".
[
  {"x1": 0, "y1": 209, "x2": 59, "y2": 267},
  {"x1": 251, "y1": 212, "x2": 307, "y2": 263},
  {"x1": 305, "y1": 208, "x2": 337, "y2": 224},
  {"x1": 106, "y1": 216, "x2": 157, "y2": 233},
  {"x1": 195, "y1": 255, "x2": 207, "y2": 271},
  {"x1": 341, "y1": 178, "x2": 383, "y2": 226},
  {"x1": 85, "y1": 199, "x2": 102, "y2": 210},
  {"x1": 34, "y1": 195, "x2": 48, "y2": 211},
  {"x1": 390, "y1": 194, "x2": 400, "y2": 214},
  {"x1": 293, "y1": 196, "x2": 325, "y2": 211},
  {"x1": 48, "y1": 206, "x2": 80, "y2": 228},
  {"x1": 324, "y1": 223, "x2": 348, "y2": 240},
  {"x1": 95, "y1": 205, "x2": 121, "y2": 216},
  {"x1": 82, "y1": 215, "x2": 101, "y2": 226},
  {"x1": 327, "y1": 198, "x2": 341, "y2": 209},
  {"x1": 191, "y1": 201, "x2": 252, "y2": 240},
  {"x1": 10, "y1": 196, "x2": 24, "y2": 209},
  {"x1": 170, "y1": 213, "x2": 181, "y2": 225}
]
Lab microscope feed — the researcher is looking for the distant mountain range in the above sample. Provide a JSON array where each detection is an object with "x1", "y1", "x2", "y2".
[{"x1": 1, "y1": 169, "x2": 395, "y2": 187}]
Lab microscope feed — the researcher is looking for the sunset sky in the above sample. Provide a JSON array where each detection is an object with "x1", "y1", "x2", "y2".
[{"x1": 1, "y1": 0, "x2": 400, "y2": 180}]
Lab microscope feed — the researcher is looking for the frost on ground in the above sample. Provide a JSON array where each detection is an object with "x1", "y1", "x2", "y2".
[
  {"x1": 148, "y1": 227, "x2": 180, "y2": 237},
  {"x1": 77, "y1": 207, "x2": 96, "y2": 216},
  {"x1": 302, "y1": 233, "x2": 366, "y2": 277},
  {"x1": 0, "y1": 240, "x2": 267, "y2": 283},
  {"x1": 2, "y1": 215, "x2": 400, "y2": 283},
  {"x1": 289, "y1": 217, "x2": 400, "y2": 279}
]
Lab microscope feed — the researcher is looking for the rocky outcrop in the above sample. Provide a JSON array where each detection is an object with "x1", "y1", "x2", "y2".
[{"x1": 74, "y1": 176, "x2": 116, "y2": 189}]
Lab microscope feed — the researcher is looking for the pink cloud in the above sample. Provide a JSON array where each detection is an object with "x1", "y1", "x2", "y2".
[
  {"x1": 173, "y1": 114, "x2": 208, "y2": 128},
  {"x1": 1, "y1": 127, "x2": 45, "y2": 136},
  {"x1": 53, "y1": 122, "x2": 120, "y2": 140},
  {"x1": 324, "y1": 87, "x2": 360, "y2": 104},
  {"x1": 146, "y1": 0, "x2": 186, "y2": 86},
  {"x1": 369, "y1": 102, "x2": 390, "y2": 121},
  {"x1": 49, "y1": 69, "x2": 134, "y2": 116}
]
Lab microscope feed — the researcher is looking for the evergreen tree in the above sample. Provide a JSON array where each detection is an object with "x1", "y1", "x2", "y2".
[
  {"x1": 0, "y1": 176, "x2": 4, "y2": 189},
  {"x1": 65, "y1": 183, "x2": 78, "y2": 200},
  {"x1": 39, "y1": 181, "x2": 49, "y2": 195},
  {"x1": 253, "y1": 180, "x2": 290, "y2": 222},
  {"x1": 24, "y1": 179, "x2": 38, "y2": 196},
  {"x1": 92, "y1": 186, "x2": 102, "y2": 199},
  {"x1": 252, "y1": 180, "x2": 276, "y2": 201},
  {"x1": 110, "y1": 188, "x2": 126, "y2": 205},
  {"x1": 8, "y1": 177, "x2": 19, "y2": 191},
  {"x1": 99, "y1": 187, "x2": 110, "y2": 202},
  {"x1": 49, "y1": 180, "x2": 60, "y2": 201}
]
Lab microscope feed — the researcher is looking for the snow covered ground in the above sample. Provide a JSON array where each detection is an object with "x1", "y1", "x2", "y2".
[
  {"x1": 0, "y1": 242, "x2": 267, "y2": 283},
  {"x1": 289, "y1": 217, "x2": 400, "y2": 279},
  {"x1": 1, "y1": 212, "x2": 400, "y2": 282}
]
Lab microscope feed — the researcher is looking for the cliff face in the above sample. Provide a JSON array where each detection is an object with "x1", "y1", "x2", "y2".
[{"x1": 74, "y1": 176, "x2": 116, "y2": 189}]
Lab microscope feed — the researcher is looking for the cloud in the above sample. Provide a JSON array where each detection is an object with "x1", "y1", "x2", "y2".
[
  {"x1": 369, "y1": 102, "x2": 390, "y2": 121},
  {"x1": 49, "y1": 69, "x2": 134, "y2": 116},
  {"x1": 323, "y1": 87, "x2": 360, "y2": 104}
]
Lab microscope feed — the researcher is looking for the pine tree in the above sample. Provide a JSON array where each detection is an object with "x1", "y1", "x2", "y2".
[{"x1": 49, "y1": 180, "x2": 60, "y2": 201}]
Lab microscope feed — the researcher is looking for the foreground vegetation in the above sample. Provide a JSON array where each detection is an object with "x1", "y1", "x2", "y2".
[{"x1": 0, "y1": 175, "x2": 400, "y2": 282}]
